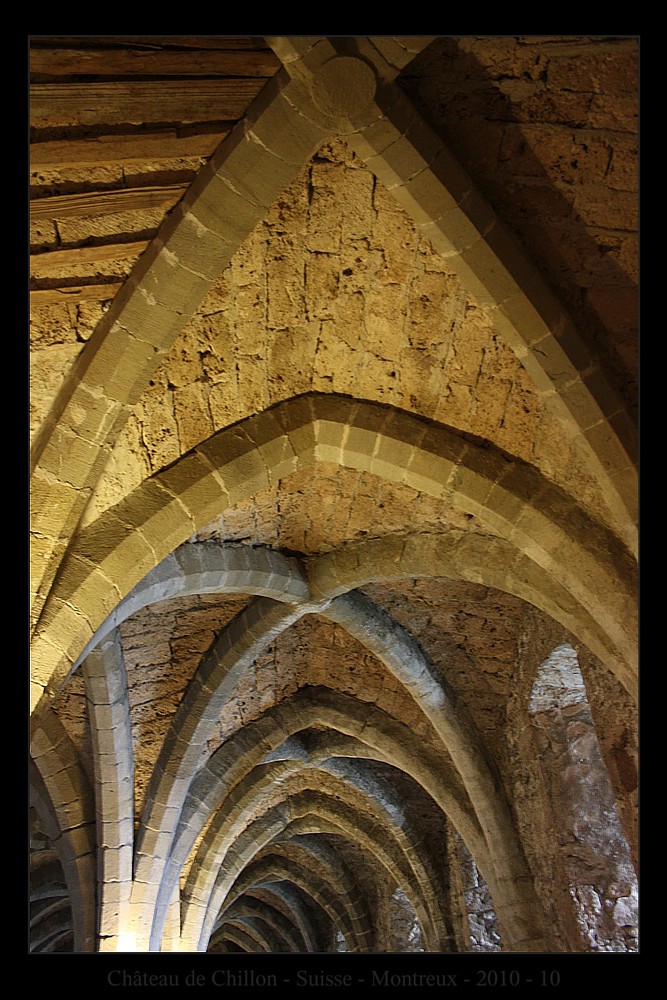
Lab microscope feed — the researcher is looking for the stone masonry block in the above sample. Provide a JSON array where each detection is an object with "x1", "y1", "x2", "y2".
[
  {"x1": 31, "y1": 472, "x2": 80, "y2": 539},
  {"x1": 157, "y1": 451, "x2": 226, "y2": 508},
  {"x1": 140, "y1": 251, "x2": 212, "y2": 317},
  {"x1": 511, "y1": 505, "x2": 566, "y2": 557},
  {"x1": 115, "y1": 478, "x2": 180, "y2": 533},
  {"x1": 189, "y1": 172, "x2": 263, "y2": 246},
  {"x1": 75, "y1": 509, "x2": 142, "y2": 567},
  {"x1": 196, "y1": 424, "x2": 256, "y2": 469},
  {"x1": 85, "y1": 325, "x2": 157, "y2": 406},
  {"x1": 36, "y1": 595, "x2": 96, "y2": 669},
  {"x1": 37, "y1": 429, "x2": 101, "y2": 493},
  {"x1": 400, "y1": 167, "x2": 460, "y2": 229},
  {"x1": 404, "y1": 449, "x2": 454, "y2": 498},
  {"x1": 584, "y1": 420, "x2": 632, "y2": 476},
  {"x1": 246, "y1": 84, "x2": 328, "y2": 167},
  {"x1": 449, "y1": 463, "x2": 496, "y2": 509},
  {"x1": 221, "y1": 450, "x2": 271, "y2": 506},
  {"x1": 218, "y1": 132, "x2": 299, "y2": 212},
  {"x1": 484, "y1": 483, "x2": 527, "y2": 530},
  {"x1": 343, "y1": 424, "x2": 379, "y2": 467},
  {"x1": 313, "y1": 419, "x2": 347, "y2": 465},
  {"x1": 160, "y1": 211, "x2": 233, "y2": 282},
  {"x1": 114, "y1": 293, "x2": 182, "y2": 352},
  {"x1": 370, "y1": 436, "x2": 414, "y2": 484}
]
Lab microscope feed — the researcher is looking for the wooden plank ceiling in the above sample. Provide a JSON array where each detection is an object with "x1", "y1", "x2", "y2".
[{"x1": 30, "y1": 36, "x2": 282, "y2": 305}]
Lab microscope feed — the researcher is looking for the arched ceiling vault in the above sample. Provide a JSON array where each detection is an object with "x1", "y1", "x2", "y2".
[{"x1": 29, "y1": 36, "x2": 638, "y2": 955}]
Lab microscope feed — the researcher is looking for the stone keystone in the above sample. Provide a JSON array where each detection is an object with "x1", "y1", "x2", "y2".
[{"x1": 309, "y1": 56, "x2": 377, "y2": 126}]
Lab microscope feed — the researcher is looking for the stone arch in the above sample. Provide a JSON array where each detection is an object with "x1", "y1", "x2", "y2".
[
  {"x1": 81, "y1": 628, "x2": 134, "y2": 950},
  {"x1": 30, "y1": 38, "x2": 636, "y2": 643},
  {"x1": 29, "y1": 845, "x2": 73, "y2": 954},
  {"x1": 29, "y1": 714, "x2": 96, "y2": 952},
  {"x1": 180, "y1": 765, "x2": 448, "y2": 952},
  {"x1": 31, "y1": 395, "x2": 637, "y2": 718},
  {"x1": 134, "y1": 584, "x2": 519, "y2": 951},
  {"x1": 213, "y1": 849, "x2": 370, "y2": 952},
  {"x1": 246, "y1": 883, "x2": 324, "y2": 953},
  {"x1": 210, "y1": 896, "x2": 307, "y2": 952},
  {"x1": 72, "y1": 543, "x2": 309, "y2": 671},
  {"x1": 54, "y1": 527, "x2": 633, "y2": 952},
  {"x1": 150, "y1": 684, "x2": 484, "y2": 952}
]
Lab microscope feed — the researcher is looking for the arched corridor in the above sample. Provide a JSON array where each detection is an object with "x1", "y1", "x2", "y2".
[{"x1": 29, "y1": 35, "x2": 638, "y2": 958}]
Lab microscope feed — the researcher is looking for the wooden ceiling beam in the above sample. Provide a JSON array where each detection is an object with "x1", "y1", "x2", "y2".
[
  {"x1": 30, "y1": 47, "x2": 281, "y2": 78},
  {"x1": 30, "y1": 130, "x2": 228, "y2": 168},
  {"x1": 30, "y1": 283, "x2": 122, "y2": 306},
  {"x1": 30, "y1": 241, "x2": 150, "y2": 277},
  {"x1": 30, "y1": 184, "x2": 188, "y2": 221},
  {"x1": 31, "y1": 79, "x2": 268, "y2": 127},
  {"x1": 30, "y1": 36, "x2": 274, "y2": 51}
]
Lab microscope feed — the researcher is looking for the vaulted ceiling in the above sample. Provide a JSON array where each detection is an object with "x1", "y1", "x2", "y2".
[{"x1": 29, "y1": 36, "x2": 638, "y2": 955}]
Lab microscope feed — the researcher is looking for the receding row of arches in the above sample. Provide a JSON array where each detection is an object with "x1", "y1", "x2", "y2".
[{"x1": 30, "y1": 523, "x2": 637, "y2": 953}]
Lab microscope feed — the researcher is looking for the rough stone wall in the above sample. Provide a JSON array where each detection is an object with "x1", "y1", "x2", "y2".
[
  {"x1": 69, "y1": 139, "x2": 609, "y2": 531},
  {"x1": 400, "y1": 36, "x2": 638, "y2": 412},
  {"x1": 387, "y1": 887, "x2": 425, "y2": 952},
  {"x1": 506, "y1": 614, "x2": 637, "y2": 952},
  {"x1": 361, "y1": 578, "x2": 528, "y2": 769},
  {"x1": 118, "y1": 594, "x2": 251, "y2": 816},
  {"x1": 527, "y1": 645, "x2": 637, "y2": 951},
  {"x1": 452, "y1": 831, "x2": 501, "y2": 952},
  {"x1": 192, "y1": 463, "x2": 485, "y2": 554},
  {"x1": 577, "y1": 647, "x2": 638, "y2": 870},
  {"x1": 30, "y1": 299, "x2": 109, "y2": 440}
]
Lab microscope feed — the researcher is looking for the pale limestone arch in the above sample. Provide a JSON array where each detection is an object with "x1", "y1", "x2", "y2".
[
  {"x1": 208, "y1": 837, "x2": 373, "y2": 953},
  {"x1": 213, "y1": 860, "x2": 361, "y2": 953},
  {"x1": 134, "y1": 586, "x2": 515, "y2": 953},
  {"x1": 68, "y1": 527, "x2": 549, "y2": 949},
  {"x1": 29, "y1": 872, "x2": 74, "y2": 954},
  {"x1": 31, "y1": 394, "x2": 637, "y2": 717},
  {"x1": 131, "y1": 597, "x2": 309, "y2": 931},
  {"x1": 72, "y1": 543, "x2": 309, "y2": 672},
  {"x1": 208, "y1": 831, "x2": 376, "y2": 952},
  {"x1": 246, "y1": 883, "x2": 323, "y2": 953},
  {"x1": 179, "y1": 763, "x2": 447, "y2": 952},
  {"x1": 65, "y1": 525, "x2": 631, "y2": 949},
  {"x1": 280, "y1": 811, "x2": 440, "y2": 951},
  {"x1": 28, "y1": 36, "x2": 431, "y2": 629},
  {"x1": 211, "y1": 912, "x2": 286, "y2": 953},
  {"x1": 211, "y1": 896, "x2": 307, "y2": 952},
  {"x1": 29, "y1": 723, "x2": 96, "y2": 953},
  {"x1": 131, "y1": 576, "x2": 539, "y2": 953},
  {"x1": 81, "y1": 629, "x2": 134, "y2": 951},
  {"x1": 169, "y1": 687, "x2": 485, "y2": 892},
  {"x1": 29, "y1": 849, "x2": 73, "y2": 954},
  {"x1": 253, "y1": 791, "x2": 446, "y2": 950},
  {"x1": 211, "y1": 923, "x2": 256, "y2": 954},
  {"x1": 321, "y1": 590, "x2": 545, "y2": 951},
  {"x1": 30, "y1": 38, "x2": 636, "y2": 639},
  {"x1": 146, "y1": 681, "x2": 484, "y2": 952}
]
